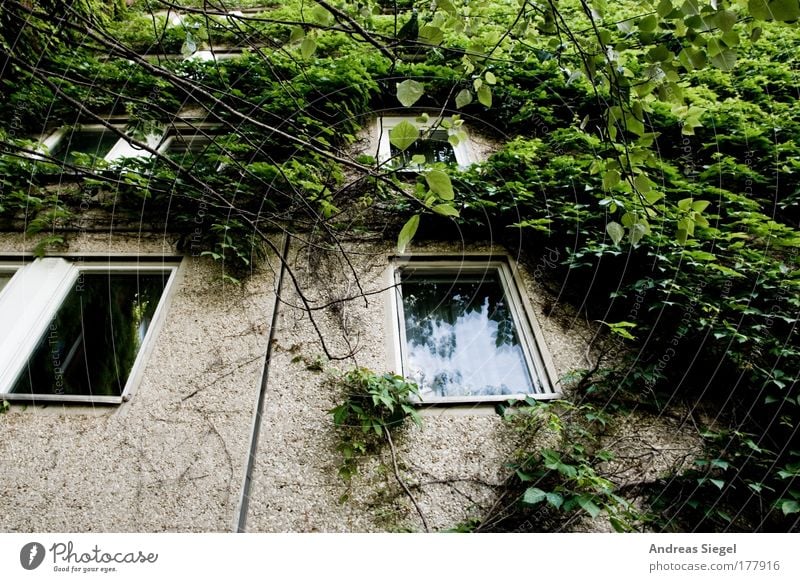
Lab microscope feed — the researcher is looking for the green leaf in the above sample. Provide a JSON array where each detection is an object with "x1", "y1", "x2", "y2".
[
  {"x1": 630, "y1": 222, "x2": 649, "y2": 244},
  {"x1": 389, "y1": 120, "x2": 419, "y2": 151},
  {"x1": 577, "y1": 496, "x2": 602, "y2": 518},
  {"x1": 311, "y1": 4, "x2": 333, "y2": 25},
  {"x1": 707, "y1": 37, "x2": 724, "y2": 57},
  {"x1": 715, "y1": 10, "x2": 737, "y2": 32},
  {"x1": 523, "y1": 487, "x2": 547, "y2": 505},
  {"x1": 722, "y1": 30, "x2": 740, "y2": 47},
  {"x1": 606, "y1": 222, "x2": 624, "y2": 245},
  {"x1": 644, "y1": 191, "x2": 664, "y2": 204},
  {"x1": 485, "y1": 71, "x2": 497, "y2": 85},
  {"x1": 657, "y1": 0, "x2": 674, "y2": 17},
  {"x1": 545, "y1": 492, "x2": 563, "y2": 509},
  {"x1": 300, "y1": 36, "x2": 316, "y2": 59},
  {"x1": 477, "y1": 84, "x2": 492, "y2": 107},
  {"x1": 710, "y1": 49, "x2": 737, "y2": 71},
  {"x1": 679, "y1": 47, "x2": 707, "y2": 70},
  {"x1": 419, "y1": 25, "x2": 444, "y2": 45},
  {"x1": 396, "y1": 80, "x2": 425, "y2": 107},
  {"x1": 426, "y1": 169, "x2": 454, "y2": 200},
  {"x1": 603, "y1": 169, "x2": 621, "y2": 190},
  {"x1": 639, "y1": 14, "x2": 658, "y2": 32},
  {"x1": 433, "y1": 204, "x2": 459, "y2": 217},
  {"x1": 397, "y1": 215, "x2": 419, "y2": 254},
  {"x1": 181, "y1": 32, "x2": 197, "y2": 57},
  {"x1": 633, "y1": 174, "x2": 652, "y2": 193},
  {"x1": 516, "y1": 469, "x2": 535, "y2": 482},
  {"x1": 609, "y1": 516, "x2": 629, "y2": 532},
  {"x1": 770, "y1": 0, "x2": 800, "y2": 21},
  {"x1": 557, "y1": 462, "x2": 578, "y2": 478},
  {"x1": 781, "y1": 500, "x2": 800, "y2": 515},
  {"x1": 437, "y1": 0, "x2": 457, "y2": 15},
  {"x1": 289, "y1": 26, "x2": 305, "y2": 44},
  {"x1": 410, "y1": 154, "x2": 426, "y2": 165},
  {"x1": 709, "y1": 478, "x2": 726, "y2": 490},
  {"x1": 749, "y1": 0, "x2": 771, "y2": 19},
  {"x1": 455, "y1": 89, "x2": 473, "y2": 109}
]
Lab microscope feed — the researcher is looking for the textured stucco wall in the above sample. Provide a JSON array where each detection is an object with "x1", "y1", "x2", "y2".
[
  {"x1": 0, "y1": 233, "x2": 703, "y2": 532},
  {"x1": 243, "y1": 240, "x2": 594, "y2": 532},
  {"x1": 0, "y1": 232, "x2": 279, "y2": 532}
]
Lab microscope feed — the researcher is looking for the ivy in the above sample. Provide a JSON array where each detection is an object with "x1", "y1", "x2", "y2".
[{"x1": 329, "y1": 367, "x2": 421, "y2": 481}]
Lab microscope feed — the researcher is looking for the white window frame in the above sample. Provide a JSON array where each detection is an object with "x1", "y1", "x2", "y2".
[
  {"x1": 375, "y1": 115, "x2": 478, "y2": 171},
  {"x1": 187, "y1": 49, "x2": 244, "y2": 62},
  {"x1": 157, "y1": 131, "x2": 216, "y2": 155},
  {"x1": 389, "y1": 256, "x2": 559, "y2": 404},
  {"x1": 0, "y1": 257, "x2": 180, "y2": 404}
]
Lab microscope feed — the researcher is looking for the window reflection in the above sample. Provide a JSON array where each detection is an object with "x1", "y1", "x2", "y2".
[
  {"x1": 390, "y1": 130, "x2": 456, "y2": 169},
  {"x1": 11, "y1": 273, "x2": 169, "y2": 397},
  {"x1": 401, "y1": 272, "x2": 535, "y2": 399},
  {"x1": 52, "y1": 130, "x2": 119, "y2": 163}
]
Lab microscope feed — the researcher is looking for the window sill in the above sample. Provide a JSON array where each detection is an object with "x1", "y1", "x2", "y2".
[{"x1": 1, "y1": 393, "x2": 125, "y2": 405}]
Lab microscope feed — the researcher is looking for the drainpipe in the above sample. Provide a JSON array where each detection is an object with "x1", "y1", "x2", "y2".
[{"x1": 235, "y1": 232, "x2": 290, "y2": 532}]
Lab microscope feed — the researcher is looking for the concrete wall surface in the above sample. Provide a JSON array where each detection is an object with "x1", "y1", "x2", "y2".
[{"x1": 0, "y1": 234, "x2": 703, "y2": 532}]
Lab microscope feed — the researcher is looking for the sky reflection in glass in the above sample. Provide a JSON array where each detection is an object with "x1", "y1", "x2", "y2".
[{"x1": 401, "y1": 272, "x2": 534, "y2": 399}]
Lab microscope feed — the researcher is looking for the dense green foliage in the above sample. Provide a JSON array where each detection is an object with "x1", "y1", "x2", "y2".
[
  {"x1": 0, "y1": 0, "x2": 797, "y2": 531},
  {"x1": 329, "y1": 367, "x2": 421, "y2": 480}
]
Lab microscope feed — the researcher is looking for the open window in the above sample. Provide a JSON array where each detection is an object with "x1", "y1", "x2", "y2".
[
  {"x1": 0, "y1": 257, "x2": 179, "y2": 404},
  {"x1": 392, "y1": 258, "x2": 558, "y2": 403},
  {"x1": 376, "y1": 115, "x2": 477, "y2": 171}
]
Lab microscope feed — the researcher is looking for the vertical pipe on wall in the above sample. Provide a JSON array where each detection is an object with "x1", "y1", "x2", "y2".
[{"x1": 235, "y1": 233, "x2": 290, "y2": 532}]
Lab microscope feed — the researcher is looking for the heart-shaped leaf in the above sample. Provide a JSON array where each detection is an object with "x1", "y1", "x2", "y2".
[
  {"x1": 389, "y1": 120, "x2": 419, "y2": 151},
  {"x1": 396, "y1": 79, "x2": 425, "y2": 107}
]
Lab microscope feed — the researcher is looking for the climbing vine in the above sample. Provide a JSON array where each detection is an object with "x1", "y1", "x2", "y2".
[{"x1": 0, "y1": 0, "x2": 798, "y2": 532}]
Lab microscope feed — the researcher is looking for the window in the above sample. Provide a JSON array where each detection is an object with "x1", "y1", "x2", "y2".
[
  {"x1": 392, "y1": 258, "x2": 557, "y2": 403},
  {"x1": 187, "y1": 49, "x2": 244, "y2": 62},
  {"x1": 0, "y1": 258, "x2": 179, "y2": 403},
  {"x1": 0, "y1": 265, "x2": 19, "y2": 295},
  {"x1": 376, "y1": 116, "x2": 477, "y2": 170},
  {"x1": 156, "y1": 125, "x2": 222, "y2": 166},
  {"x1": 158, "y1": 131, "x2": 214, "y2": 156},
  {"x1": 39, "y1": 124, "x2": 159, "y2": 165}
]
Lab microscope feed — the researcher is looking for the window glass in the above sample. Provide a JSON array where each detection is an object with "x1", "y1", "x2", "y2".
[
  {"x1": 390, "y1": 130, "x2": 456, "y2": 168},
  {"x1": 400, "y1": 271, "x2": 535, "y2": 399},
  {"x1": 161, "y1": 133, "x2": 217, "y2": 168},
  {"x1": 164, "y1": 134, "x2": 213, "y2": 155},
  {"x1": 11, "y1": 273, "x2": 169, "y2": 397},
  {"x1": 0, "y1": 273, "x2": 12, "y2": 293},
  {"x1": 52, "y1": 130, "x2": 119, "y2": 162}
]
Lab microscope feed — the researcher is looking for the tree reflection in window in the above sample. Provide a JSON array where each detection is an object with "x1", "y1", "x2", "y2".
[
  {"x1": 11, "y1": 273, "x2": 169, "y2": 397},
  {"x1": 400, "y1": 271, "x2": 535, "y2": 399},
  {"x1": 52, "y1": 130, "x2": 119, "y2": 164},
  {"x1": 390, "y1": 130, "x2": 456, "y2": 169}
]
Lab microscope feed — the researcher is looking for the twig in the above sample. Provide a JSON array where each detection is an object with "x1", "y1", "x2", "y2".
[{"x1": 383, "y1": 426, "x2": 429, "y2": 533}]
